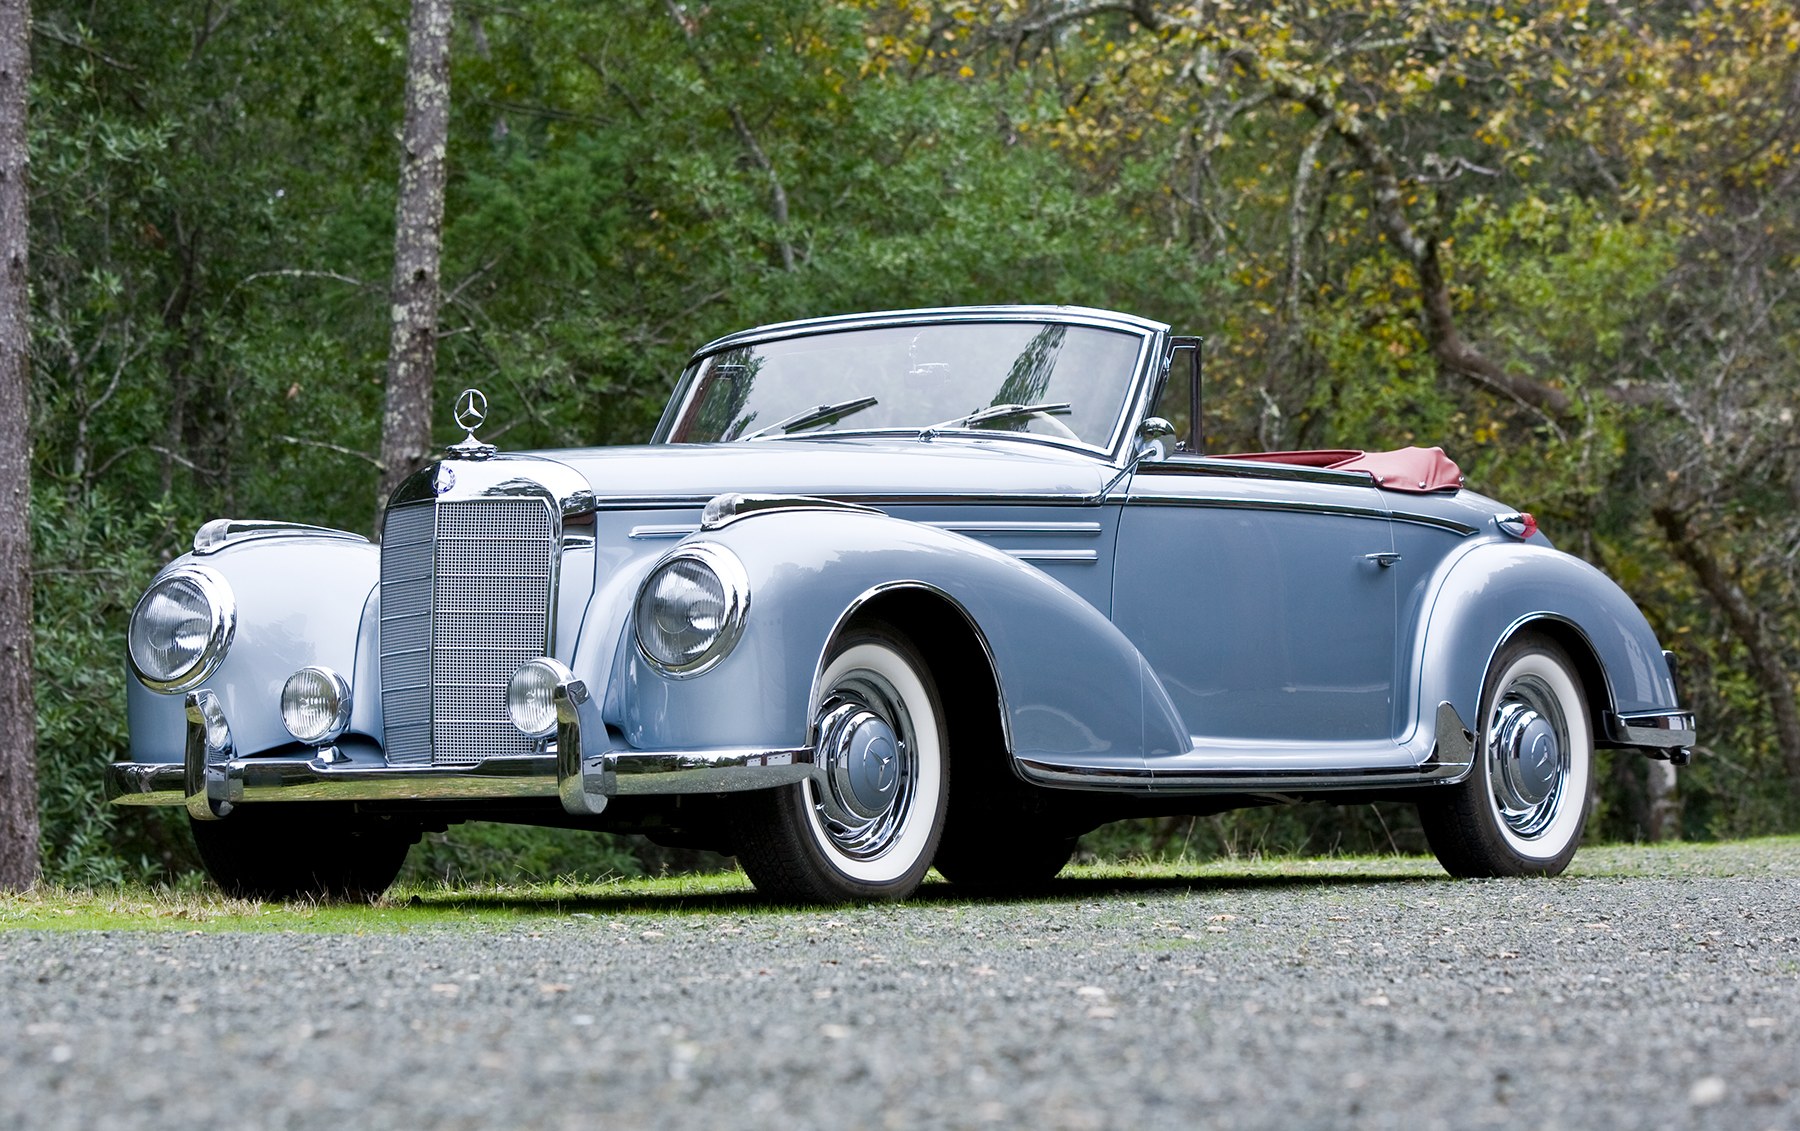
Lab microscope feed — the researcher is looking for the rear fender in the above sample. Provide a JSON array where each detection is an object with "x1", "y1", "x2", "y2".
[{"x1": 1409, "y1": 540, "x2": 1681, "y2": 754}]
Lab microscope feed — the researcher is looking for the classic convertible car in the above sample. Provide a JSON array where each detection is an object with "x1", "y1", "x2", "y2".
[{"x1": 108, "y1": 305, "x2": 1694, "y2": 901}]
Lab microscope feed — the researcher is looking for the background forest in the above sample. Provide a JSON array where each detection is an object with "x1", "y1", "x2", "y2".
[{"x1": 26, "y1": 1, "x2": 1800, "y2": 884}]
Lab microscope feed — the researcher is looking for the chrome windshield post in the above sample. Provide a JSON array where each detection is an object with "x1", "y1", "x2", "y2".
[{"x1": 1166, "y1": 335, "x2": 1203, "y2": 454}]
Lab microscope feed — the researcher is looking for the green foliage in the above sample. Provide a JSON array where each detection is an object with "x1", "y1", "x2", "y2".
[
  {"x1": 30, "y1": 484, "x2": 200, "y2": 885},
  {"x1": 1080, "y1": 803, "x2": 1430, "y2": 865},
  {"x1": 399, "y1": 823, "x2": 648, "y2": 887},
  {"x1": 20, "y1": 1, "x2": 1800, "y2": 886}
]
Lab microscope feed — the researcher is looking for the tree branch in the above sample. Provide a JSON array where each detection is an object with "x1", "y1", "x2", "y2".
[
  {"x1": 1249, "y1": 61, "x2": 1582, "y2": 424},
  {"x1": 32, "y1": 19, "x2": 137, "y2": 71},
  {"x1": 280, "y1": 435, "x2": 385, "y2": 470},
  {"x1": 663, "y1": 0, "x2": 797, "y2": 272},
  {"x1": 1653, "y1": 504, "x2": 1800, "y2": 785},
  {"x1": 1283, "y1": 115, "x2": 1334, "y2": 326}
]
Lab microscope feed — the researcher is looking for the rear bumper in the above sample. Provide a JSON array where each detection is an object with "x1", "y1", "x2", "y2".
[
  {"x1": 1601, "y1": 709, "x2": 1696, "y2": 760},
  {"x1": 106, "y1": 686, "x2": 814, "y2": 819}
]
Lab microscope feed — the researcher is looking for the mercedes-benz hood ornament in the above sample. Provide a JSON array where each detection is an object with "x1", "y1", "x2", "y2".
[{"x1": 447, "y1": 387, "x2": 497, "y2": 459}]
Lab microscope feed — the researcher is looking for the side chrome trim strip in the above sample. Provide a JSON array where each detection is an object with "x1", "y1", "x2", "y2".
[
  {"x1": 1011, "y1": 761, "x2": 1150, "y2": 790},
  {"x1": 927, "y1": 521, "x2": 1104, "y2": 537},
  {"x1": 1382, "y1": 512, "x2": 1481, "y2": 536},
  {"x1": 593, "y1": 493, "x2": 1109, "y2": 511},
  {"x1": 700, "y1": 491, "x2": 881, "y2": 531},
  {"x1": 1127, "y1": 493, "x2": 1474, "y2": 535},
  {"x1": 1126, "y1": 495, "x2": 1391, "y2": 524},
  {"x1": 1010, "y1": 549, "x2": 1099, "y2": 564},
  {"x1": 595, "y1": 493, "x2": 1476, "y2": 535},
  {"x1": 1016, "y1": 703, "x2": 1477, "y2": 795},
  {"x1": 1139, "y1": 459, "x2": 1375, "y2": 488},
  {"x1": 1017, "y1": 759, "x2": 1468, "y2": 795}
]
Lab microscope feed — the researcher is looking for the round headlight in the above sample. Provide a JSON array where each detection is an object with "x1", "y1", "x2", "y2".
[
  {"x1": 634, "y1": 543, "x2": 749, "y2": 677},
  {"x1": 280, "y1": 666, "x2": 352, "y2": 746},
  {"x1": 127, "y1": 565, "x2": 236, "y2": 693},
  {"x1": 508, "y1": 658, "x2": 569, "y2": 738}
]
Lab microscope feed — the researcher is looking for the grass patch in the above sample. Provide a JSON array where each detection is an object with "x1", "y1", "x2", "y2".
[
  {"x1": 1070, "y1": 835, "x2": 1800, "y2": 881},
  {"x1": 0, "y1": 871, "x2": 762, "y2": 932},
  {"x1": 4, "y1": 836, "x2": 1795, "y2": 932}
]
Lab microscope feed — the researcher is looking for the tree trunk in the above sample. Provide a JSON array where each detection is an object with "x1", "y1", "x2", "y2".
[
  {"x1": 1645, "y1": 759, "x2": 1681, "y2": 843},
  {"x1": 0, "y1": 0, "x2": 37, "y2": 890},
  {"x1": 376, "y1": 0, "x2": 453, "y2": 529}
]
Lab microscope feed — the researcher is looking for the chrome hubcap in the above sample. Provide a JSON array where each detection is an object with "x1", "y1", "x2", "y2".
[
  {"x1": 812, "y1": 670, "x2": 916, "y2": 858},
  {"x1": 1487, "y1": 675, "x2": 1570, "y2": 839}
]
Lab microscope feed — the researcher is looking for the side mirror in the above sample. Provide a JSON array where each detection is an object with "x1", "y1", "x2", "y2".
[{"x1": 1135, "y1": 417, "x2": 1177, "y2": 463}]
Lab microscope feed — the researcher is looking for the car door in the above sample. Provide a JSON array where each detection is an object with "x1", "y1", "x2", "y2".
[{"x1": 1112, "y1": 458, "x2": 1400, "y2": 749}]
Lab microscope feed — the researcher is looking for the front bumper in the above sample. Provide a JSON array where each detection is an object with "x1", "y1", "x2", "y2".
[{"x1": 106, "y1": 686, "x2": 814, "y2": 820}]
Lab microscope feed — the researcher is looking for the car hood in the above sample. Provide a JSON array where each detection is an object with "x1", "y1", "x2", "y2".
[{"x1": 522, "y1": 437, "x2": 1117, "y2": 503}]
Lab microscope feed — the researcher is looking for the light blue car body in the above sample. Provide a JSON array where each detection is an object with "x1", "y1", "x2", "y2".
[{"x1": 111, "y1": 305, "x2": 1692, "y2": 834}]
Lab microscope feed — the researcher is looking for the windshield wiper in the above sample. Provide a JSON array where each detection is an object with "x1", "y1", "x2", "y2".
[
  {"x1": 921, "y1": 401, "x2": 1073, "y2": 438},
  {"x1": 741, "y1": 396, "x2": 879, "y2": 440}
]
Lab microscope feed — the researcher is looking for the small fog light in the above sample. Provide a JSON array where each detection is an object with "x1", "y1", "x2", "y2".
[
  {"x1": 281, "y1": 666, "x2": 352, "y2": 746},
  {"x1": 508, "y1": 658, "x2": 573, "y2": 738}
]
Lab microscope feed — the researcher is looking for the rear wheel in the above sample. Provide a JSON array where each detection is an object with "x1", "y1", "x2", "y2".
[
  {"x1": 190, "y1": 807, "x2": 415, "y2": 901},
  {"x1": 1419, "y1": 634, "x2": 1593, "y2": 877},
  {"x1": 732, "y1": 622, "x2": 949, "y2": 903}
]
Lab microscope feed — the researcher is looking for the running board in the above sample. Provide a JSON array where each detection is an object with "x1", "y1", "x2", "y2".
[{"x1": 1016, "y1": 702, "x2": 1476, "y2": 796}]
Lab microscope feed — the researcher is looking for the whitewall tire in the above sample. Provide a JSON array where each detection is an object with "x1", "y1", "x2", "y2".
[
  {"x1": 732, "y1": 622, "x2": 949, "y2": 902},
  {"x1": 1420, "y1": 634, "x2": 1594, "y2": 878}
]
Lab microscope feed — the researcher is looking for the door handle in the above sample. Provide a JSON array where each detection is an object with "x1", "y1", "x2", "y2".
[{"x1": 1364, "y1": 551, "x2": 1402, "y2": 568}]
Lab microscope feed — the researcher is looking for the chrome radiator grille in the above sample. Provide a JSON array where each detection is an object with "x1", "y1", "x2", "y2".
[{"x1": 380, "y1": 498, "x2": 555, "y2": 766}]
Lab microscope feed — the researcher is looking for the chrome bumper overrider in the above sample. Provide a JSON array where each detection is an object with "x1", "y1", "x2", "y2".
[{"x1": 105, "y1": 685, "x2": 816, "y2": 819}]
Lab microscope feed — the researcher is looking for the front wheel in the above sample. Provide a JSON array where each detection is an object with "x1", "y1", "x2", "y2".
[
  {"x1": 732, "y1": 622, "x2": 949, "y2": 903},
  {"x1": 1419, "y1": 634, "x2": 1593, "y2": 877},
  {"x1": 190, "y1": 807, "x2": 415, "y2": 901}
]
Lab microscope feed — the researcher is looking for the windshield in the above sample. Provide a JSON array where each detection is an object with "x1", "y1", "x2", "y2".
[{"x1": 657, "y1": 321, "x2": 1145, "y2": 450}]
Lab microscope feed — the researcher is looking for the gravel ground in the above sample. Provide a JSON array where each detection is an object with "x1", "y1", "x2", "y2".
[{"x1": 4, "y1": 865, "x2": 1797, "y2": 1131}]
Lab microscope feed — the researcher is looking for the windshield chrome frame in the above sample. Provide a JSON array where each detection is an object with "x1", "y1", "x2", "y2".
[{"x1": 652, "y1": 306, "x2": 1168, "y2": 465}]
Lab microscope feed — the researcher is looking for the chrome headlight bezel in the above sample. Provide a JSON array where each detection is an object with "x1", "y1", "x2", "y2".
[
  {"x1": 634, "y1": 542, "x2": 750, "y2": 678},
  {"x1": 127, "y1": 564, "x2": 237, "y2": 694},
  {"x1": 280, "y1": 666, "x2": 353, "y2": 746}
]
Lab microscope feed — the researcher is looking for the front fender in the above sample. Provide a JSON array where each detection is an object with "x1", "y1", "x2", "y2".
[
  {"x1": 615, "y1": 509, "x2": 1182, "y2": 774},
  {"x1": 126, "y1": 536, "x2": 379, "y2": 762},
  {"x1": 1410, "y1": 540, "x2": 1680, "y2": 748}
]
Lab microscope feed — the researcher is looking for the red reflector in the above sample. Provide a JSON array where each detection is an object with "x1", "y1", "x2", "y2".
[{"x1": 1520, "y1": 512, "x2": 1538, "y2": 539}]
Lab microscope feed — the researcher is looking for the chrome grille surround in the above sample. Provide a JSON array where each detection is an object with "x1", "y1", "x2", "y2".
[
  {"x1": 380, "y1": 455, "x2": 593, "y2": 768},
  {"x1": 379, "y1": 505, "x2": 436, "y2": 765}
]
